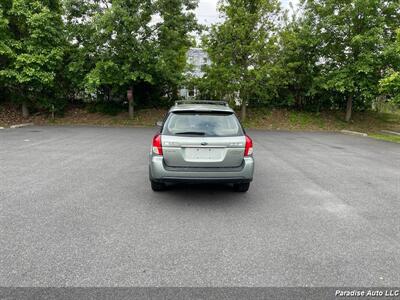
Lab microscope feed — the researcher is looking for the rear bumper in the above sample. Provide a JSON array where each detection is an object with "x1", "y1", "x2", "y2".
[{"x1": 149, "y1": 156, "x2": 254, "y2": 184}]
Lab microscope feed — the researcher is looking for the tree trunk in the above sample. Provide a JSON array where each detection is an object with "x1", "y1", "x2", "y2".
[
  {"x1": 345, "y1": 95, "x2": 352, "y2": 122},
  {"x1": 127, "y1": 88, "x2": 134, "y2": 119},
  {"x1": 22, "y1": 102, "x2": 29, "y2": 118},
  {"x1": 172, "y1": 86, "x2": 178, "y2": 100},
  {"x1": 129, "y1": 99, "x2": 134, "y2": 119},
  {"x1": 241, "y1": 99, "x2": 247, "y2": 121}
]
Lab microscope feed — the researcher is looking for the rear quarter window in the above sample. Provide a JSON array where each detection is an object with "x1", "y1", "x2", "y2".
[{"x1": 162, "y1": 111, "x2": 244, "y2": 137}]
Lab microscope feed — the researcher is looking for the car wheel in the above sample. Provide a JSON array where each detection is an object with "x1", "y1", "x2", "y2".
[
  {"x1": 151, "y1": 180, "x2": 165, "y2": 192},
  {"x1": 233, "y1": 182, "x2": 250, "y2": 192}
]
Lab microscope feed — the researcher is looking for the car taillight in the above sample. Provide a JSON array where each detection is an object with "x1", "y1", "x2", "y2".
[
  {"x1": 152, "y1": 134, "x2": 163, "y2": 155},
  {"x1": 244, "y1": 135, "x2": 253, "y2": 156}
]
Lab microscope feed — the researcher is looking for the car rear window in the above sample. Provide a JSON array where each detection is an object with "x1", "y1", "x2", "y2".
[{"x1": 162, "y1": 111, "x2": 243, "y2": 137}]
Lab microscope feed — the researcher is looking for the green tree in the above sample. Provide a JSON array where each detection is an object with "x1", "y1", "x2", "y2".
[
  {"x1": 380, "y1": 30, "x2": 400, "y2": 105},
  {"x1": 83, "y1": 0, "x2": 155, "y2": 104},
  {"x1": 155, "y1": 0, "x2": 199, "y2": 99},
  {"x1": 70, "y1": 0, "x2": 199, "y2": 115},
  {"x1": 270, "y1": 8, "x2": 321, "y2": 110},
  {"x1": 203, "y1": 0, "x2": 280, "y2": 121},
  {"x1": 62, "y1": 0, "x2": 107, "y2": 100},
  {"x1": 0, "y1": 0, "x2": 12, "y2": 101},
  {"x1": 0, "y1": 0, "x2": 65, "y2": 117},
  {"x1": 302, "y1": 0, "x2": 400, "y2": 121}
]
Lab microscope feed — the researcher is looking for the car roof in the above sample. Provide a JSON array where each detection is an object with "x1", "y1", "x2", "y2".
[{"x1": 169, "y1": 101, "x2": 234, "y2": 113}]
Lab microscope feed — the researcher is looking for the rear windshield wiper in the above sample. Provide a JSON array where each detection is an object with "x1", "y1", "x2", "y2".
[{"x1": 175, "y1": 131, "x2": 206, "y2": 136}]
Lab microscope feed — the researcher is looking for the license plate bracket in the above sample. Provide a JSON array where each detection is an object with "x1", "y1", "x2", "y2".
[{"x1": 185, "y1": 147, "x2": 223, "y2": 160}]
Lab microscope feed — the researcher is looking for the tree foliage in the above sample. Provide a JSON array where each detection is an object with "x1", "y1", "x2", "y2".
[
  {"x1": 380, "y1": 30, "x2": 400, "y2": 104},
  {"x1": 203, "y1": 0, "x2": 281, "y2": 120},
  {"x1": 1, "y1": 0, "x2": 199, "y2": 114},
  {"x1": 156, "y1": 0, "x2": 199, "y2": 98},
  {"x1": 1, "y1": 0, "x2": 400, "y2": 120},
  {"x1": 301, "y1": 0, "x2": 400, "y2": 120},
  {"x1": 270, "y1": 10, "x2": 321, "y2": 110},
  {"x1": 200, "y1": 0, "x2": 400, "y2": 121},
  {"x1": 63, "y1": 0, "x2": 198, "y2": 107},
  {"x1": 0, "y1": 0, "x2": 66, "y2": 114}
]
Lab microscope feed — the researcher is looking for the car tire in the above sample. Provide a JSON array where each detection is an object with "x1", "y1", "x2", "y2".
[
  {"x1": 233, "y1": 182, "x2": 250, "y2": 192},
  {"x1": 151, "y1": 180, "x2": 165, "y2": 192}
]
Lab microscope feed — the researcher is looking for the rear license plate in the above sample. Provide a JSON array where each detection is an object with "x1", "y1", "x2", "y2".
[{"x1": 185, "y1": 148, "x2": 223, "y2": 160}]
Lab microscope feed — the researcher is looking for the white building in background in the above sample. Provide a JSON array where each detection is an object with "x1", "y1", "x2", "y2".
[{"x1": 179, "y1": 48, "x2": 211, "y2": 100}]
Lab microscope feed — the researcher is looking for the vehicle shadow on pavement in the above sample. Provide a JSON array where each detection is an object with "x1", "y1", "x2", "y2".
[
  {"x1": 157, "y1": 183, "x2": 250, "y2": 206},
  {"x1": 169, "y1": 183, "x2": 239, "y2": 192}
]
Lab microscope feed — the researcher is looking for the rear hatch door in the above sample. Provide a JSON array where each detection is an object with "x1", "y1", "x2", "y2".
[{"x1": 161, "y1": 111, "x2": 245, "y2": 168}]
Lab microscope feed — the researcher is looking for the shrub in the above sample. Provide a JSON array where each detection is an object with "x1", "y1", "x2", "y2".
[{"x1": 86, "y1": 102, "x2": 124, "y2": 116}]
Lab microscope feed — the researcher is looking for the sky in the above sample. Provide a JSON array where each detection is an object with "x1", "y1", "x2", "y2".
[{"x1": 195, "y1": 0, "x2": 300, "y2": 25}]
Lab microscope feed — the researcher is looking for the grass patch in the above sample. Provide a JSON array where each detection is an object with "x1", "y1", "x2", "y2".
[
  {"x1": 241, "y1": 109, "x2": 400, "y2": 133},
  {"x1": 1, "y1": 102, "x2": 399, "y2": 133},
  {"x1": 40, "y1": 107, "x2": 167, "y2": 127},
  {"x1": 344, "y1": 111, "x2": 400, "y2": 134},
  {"x1": 376, "y1": 112, "x2": 400, "y2": 123},
  {"x1": 237, "y1": 108, "x2": 400, "y2": 132},
  {"x1": 86, "y1": 102, "x2": 124, "y2": 116},
  {"x1": 288, "y1": 111, "x2": 325, "y2": 129},
  {"x1": 368, "y1": 133, "x2": 400, "y2": 144},
  {"x1": 241, "y1": 107, "x2": 272, "y2": 128}
]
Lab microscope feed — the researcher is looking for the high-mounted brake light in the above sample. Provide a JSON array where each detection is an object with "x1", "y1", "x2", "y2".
[
  {"x1": 244, "y1": 135, "x2": 253, "y2": 156},
  {"x1": 152, "y1": 134, "x2": 163, "y2": 155}
]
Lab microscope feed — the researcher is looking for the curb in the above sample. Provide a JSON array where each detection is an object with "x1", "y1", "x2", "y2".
[
  {"x1": 9, "y1": 122, "x2": 34, "y2": 129},
  {"x1": 340, "y1": 130, "x2": 368, "y2": 137},
  {"x1": 381, "y1": 130, "x2": 400, "y2": 136}
]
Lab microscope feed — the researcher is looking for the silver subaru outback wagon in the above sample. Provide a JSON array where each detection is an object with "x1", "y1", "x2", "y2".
[{"x1": 149, "y1": 100, "x2": 254, "y2": 192}]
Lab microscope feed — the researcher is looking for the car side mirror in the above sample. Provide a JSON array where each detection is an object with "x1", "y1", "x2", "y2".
[{"x1": 156, "y1": 121, "x2": 163, "y2": 127}]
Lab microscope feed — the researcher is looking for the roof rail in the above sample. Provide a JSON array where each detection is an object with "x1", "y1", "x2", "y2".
[{"x1": 175, "y1": 100, "x2": 229, "y2": 107}]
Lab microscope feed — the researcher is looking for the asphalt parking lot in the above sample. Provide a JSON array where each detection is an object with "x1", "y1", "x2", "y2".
[{"x1": 0, "y1": 126, "x2": 399, "y2": 287}]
